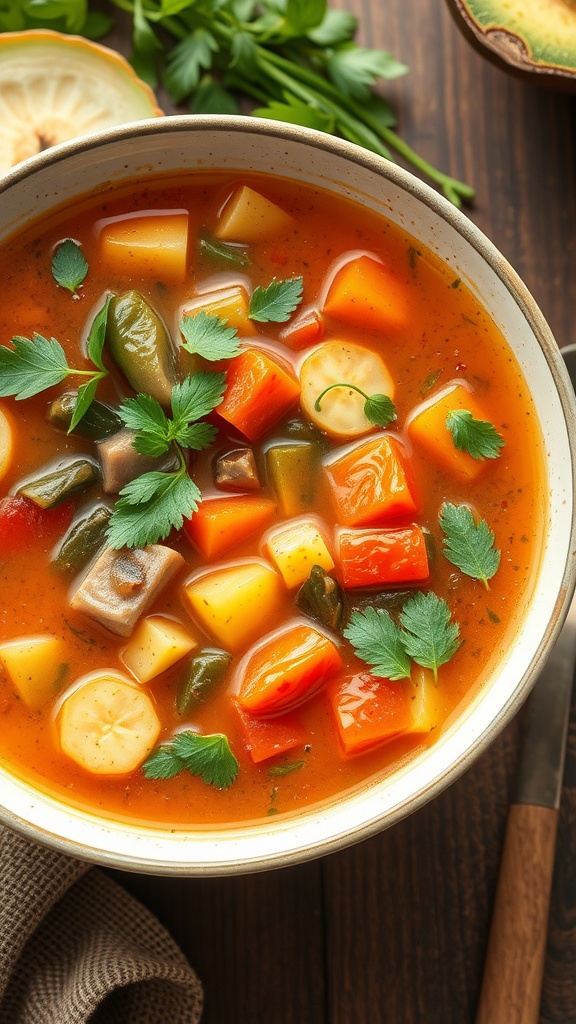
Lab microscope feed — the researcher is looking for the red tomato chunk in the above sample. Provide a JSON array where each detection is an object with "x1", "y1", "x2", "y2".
[
  {"x1": 327, "y1": 672, "x2": 412, "y2": 756},
  {"x1": 336, "y1": 525, "x2": 430, "y2": 588}
]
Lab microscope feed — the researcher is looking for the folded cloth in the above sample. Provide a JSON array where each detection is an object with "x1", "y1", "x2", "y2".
[{"x1": 0, "y1": 826, "x2": 203, "y2": 1024}]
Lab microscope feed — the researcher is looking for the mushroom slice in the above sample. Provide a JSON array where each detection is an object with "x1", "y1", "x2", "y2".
[{"x1": 98, "y1": 428, "x2": 179, "y2": 495}]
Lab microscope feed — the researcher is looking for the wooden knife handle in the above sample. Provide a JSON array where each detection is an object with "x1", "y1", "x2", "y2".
[{"x1": 475, "y1": 802, "x2": 559, "y2": 1024}]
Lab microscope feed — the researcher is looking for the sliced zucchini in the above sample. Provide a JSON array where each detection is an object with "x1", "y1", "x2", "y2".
[
  {"x1": 18, "y1": 458, "x2": 98, "y2": 509},
  {"x1": 299, "y1": 341, "x2": 395, "y2": 438}
]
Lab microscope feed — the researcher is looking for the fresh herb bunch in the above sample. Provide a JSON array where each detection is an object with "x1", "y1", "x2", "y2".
[{"x1": 1, "y1": 0, "x2": 475, "y2": 208}]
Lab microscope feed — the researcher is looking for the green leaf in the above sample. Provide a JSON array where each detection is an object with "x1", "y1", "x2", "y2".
[
  {"x1": 344, "y1": 607, "x2": 411, "y2": 681},
  {"x1": 27, "y1": 0, "x2": 86, "y2": 31},
  {"x1": 249, "y1": 277, "x2": 303, "y2": 323},
  {"x1": 364, "y1": 393, "x2": 396, "y2": 428},
  {"x1": 85, "y1": 294, "x2": 111, "y2": 372},
  {"x1": 51, "y1": 239, "x2": 88, "y2": 293},
  {"x1": 230, "y1": 30, "x2": 259, "y2": 74},
  {"x1": 307, "y1": 8, "x2": 357, "y2": 46},
  {"x1": 399, "y1": 591, "x2": 460, "y2": 682},
  {"x1": 362, "y1": 92, "x2": 397, "y2": 130},
  {"x1": 253, "y1": 98, "x2": 335, "y2": 134},
  {"x1": 327, "y1": 43, "x2": 409, "y2": 100},
  {"x1": 446, "y1": 408, "x2": 505, "y2": 460},
  {"x1": 82, "y1": 11, "x2": 114, "y2": 38},
  {"x1": 170, "y1": 371, "x2": 227, "y2": 425},
  {"x1": 268, "y1": 760, "x2": 306, "y2": 776},
  {"x1": 439, "y1": 502, "x2": 501, "y2": 589},
  {"x1": 285, "y1": 0, "x2": 326, "y2": 34},
  {"x1": 190, "y1": 78, "x2": 240, "y2": 115},
  {"x1": 142, "y1": 743, "x2": 185, "y2": 781},
  {"x1": 177, "y1": 421, "x2": 218, "y2": 451},
  {"x1": 172, "y1": 731, "x2": 239, "y2": 789},
  {"x1": 68, "y1": 376, "x2": 100, "y2": 434},
  {"x1": 180, "y1": 311, "x2": 242, "y2": 361},
  {"x1": 199, "y1": 232, "x2": 249, "y2": 267},
  {"x1": 107, "y1": 466, "x2": 201, "y2": 548},
  {"x1": 119, "y1": 392, "x2": 170, "y2": 437},
  {"x1": 165, "y1": 29, "x2": 218, "y2": 104},
  {"x1": 0, "y1": 334, "x2": 70, "y2": 400}
]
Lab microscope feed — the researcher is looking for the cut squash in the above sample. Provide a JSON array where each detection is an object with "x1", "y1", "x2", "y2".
[
  {"x1": 0, "y1": 30, "x2": 162, "y2": 173},
  {"x1": 121, "y1": 615, "x2": 197, "y2": 684},
  {"x1": 263, "y1": 517, "x2": 334, "y2": 589},
  {"x1": 98, "y1": 212, "x2": 189, "y2": 285},
  {"x1": 0, "y1": 634, "x2": 67, "y2": 710},
  {"x1": 215, "y1": 185, "x2": 294, "y2": 243},
  {"x1": 181, "y1": 285, "x2": 253, "y2": 335},
  {"x1": 182, "y1": 560, "x2": 283, "y2": 652}
]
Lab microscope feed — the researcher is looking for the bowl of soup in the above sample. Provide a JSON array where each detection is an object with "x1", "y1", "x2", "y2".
[{"x1": 0, "y1": 116, "x2": 573, "y2": 874}]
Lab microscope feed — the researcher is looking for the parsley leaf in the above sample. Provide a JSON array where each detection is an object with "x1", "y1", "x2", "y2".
[
  {"x1": 249, "y1": 277, "x2": 303, "y2": 323},
  {"x1": 446, "y1": 408, "x2": 505, "y2": 460},
  {"x1": 143, "y1": 731, "x2": 239, "y2": 789},
  {"x1": 327, "y1": 43, "x2": 408, "y2": 101},
  {"x1": 165, "y1": 29, "x2": 218, "y2": 104},
  {"x1": 170, "y1": 371, "x2": 227, "y2": 425},
  {"x1": 440, "y1": 502, "x2": 501, "y2": 589},
  {"x1": 344, "y1": 607, "x2": 412, "y2": 681},
  {"x1": 0, "y1": 335, "x2": 71, "y2": 400},
  {"x1": 399, "y1": 591, "x2": 461, "y2": 683},
  {"x1": 51, "y1": 239, "x2": 88, "y2": 293},
  {"x1": 180, "y1": 311, "x2": 242, "y2": 361},
  {"x1": 106, "y1": 463, "x2": 201, "y2": 549}
]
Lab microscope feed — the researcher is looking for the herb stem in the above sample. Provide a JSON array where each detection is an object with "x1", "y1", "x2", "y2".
[{"x1": 314, "y1": 382, "x2": 369, "y2": 411}]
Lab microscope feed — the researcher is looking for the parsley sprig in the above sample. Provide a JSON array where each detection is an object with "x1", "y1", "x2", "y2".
[
  {"x1": 440, "y1": 502, "x2": 501, "y2": 589},
  {"x1": 51, "y1": 239, "x2": 88, "y2": 293},
  {"x1": 143, "y1": 731, "x2": 239, "y2": 790},
  {"x1": 180, "y1": 310, "x2": 242, "y2": 361},
  {"x1": 446, "y1": 408, "x2": 505, "y2": 460},
  {"x1": 314, "y1": 383, "x2": 396, "y2": 428},
  {"x1": 249, "y1": 277, "x2": 303, "y2": 323}
]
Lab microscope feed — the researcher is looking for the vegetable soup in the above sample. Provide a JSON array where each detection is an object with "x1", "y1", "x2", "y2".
[{"x1": 0, "y1": 173, "x2": 545, "y2": 827}]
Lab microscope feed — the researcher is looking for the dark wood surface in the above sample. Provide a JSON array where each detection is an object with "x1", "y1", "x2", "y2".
[{"x1": 109, "y1": 2, "x2": 576, "y2": 1021}]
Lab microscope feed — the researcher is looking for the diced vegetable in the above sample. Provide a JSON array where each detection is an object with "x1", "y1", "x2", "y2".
[
  {"x1": 182, "y1": 560, "x2": 283, "y2": 652},
  {"x1": 323, "y1": 255, "x2": 409, "y2": 333},
  {"x1": 183, "y1": 495, "x2": 276, "y2": 559},
  {"x1": 0, "y1": 496, "x2": 73, "y2": 554},
  {"x1": 121, "y1": 615, "x2": 197, "y2": 683},
  {"x1": 182, "y1": 285, "x2": 253, "y2": 335},
  {"x1": 46, "y1": 391, "x2": 122, "y2": 441},
  {"x1": 324, "y1": 435, "x2": 420, "y2": 526},
  {"x1": 58, "y1": 672, "x2": 160, "y2": 775},
  {"x1": 409, "y1": 666, "x2": 445, "y2": 735},
  {"x1": 17, "y1": 458, "x2": 98, "y2": 509},
  {"x1": 0, "y1": 404, "x2": 14, "y2": 483},
  {"x1": 326, "y1": 671, "x2": 412, "y2": 756},
  {"x1": 97, "y1": 428, "x2": 178, "y2": 495},
  {"x1": 263, "y1": 517, "x2": 334, "y2": 589},
  {"x1": 235, "y1": 702, "x2": 307, "y2": 764},
  {"x1": 218, "y1": 349, "x2": 300, "y2": 441},
  {"x1": 213, "y1": 447, "x2": 261, "y2": 491},
  {"x1": 279, "y1": 306, "x2": 324, "y2": 350},
  {"x1": 407, "y1": 383, "x2": 495, "y2": 481},
  {"x1": 53, "y1": 504, "x2": 112, "y2": 574},
  {"x1": 237, "y1": 622, "x2": 343, "y2": 716},
  {"x1": 299, "y1": 341, "x2": 395, "y2": 438},
  {"x1": 199, "y1": 233, "x2": 250, "y2": 268},
  {"x1": 176, "y1": 648, "x2": 232, "y2": 714},
  {"x1": 336, "y1": 525, "x2": 430, "y2": 588},
  {"x1": 99, "y1": 212, "x2": 189, "y2": 284},
  {"x1": 70, "y1": 545, "x2": 185, "y2": 637},
  {"x1": 265, "y1": 441, "x2": 318, "y2": 516},
  {"x1": 106, "y1": 290, "x2": 177, "y2": 406},
  {"x1": 0, "y1": 635, "x2": 67, "y2": 710},
  {"x1": 296, "y1": 565, "x2": 345, "y2": 632},
  {"x1": 215, "y1": 185, "x2": 294, "y2": 243}
]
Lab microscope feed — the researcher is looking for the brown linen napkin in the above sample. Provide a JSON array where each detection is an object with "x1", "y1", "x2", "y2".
[{"x1": 0, "y1": 826, "x2": 203, "y2": 1024}]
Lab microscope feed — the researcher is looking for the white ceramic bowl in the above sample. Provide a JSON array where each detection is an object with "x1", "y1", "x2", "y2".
[{"x1": 0, "y1": 115, "x2": 574, "y2": 875}]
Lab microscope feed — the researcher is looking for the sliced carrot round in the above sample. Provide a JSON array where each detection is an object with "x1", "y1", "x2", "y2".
[{"x1": 0, "y1": 30, "x2": 163, "y2": 173}]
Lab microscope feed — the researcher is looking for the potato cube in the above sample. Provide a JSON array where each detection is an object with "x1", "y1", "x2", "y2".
[
  {"x1": 182, "y1": 560, "x2": 282, "y2": 652},
  {"x1": 409, "y1": 667, "x2": 445, "y2": 736},
  {"x1": 181, "y1": 285, "x2": 253, "y2": 335},
  {"x1": 121, "y1": 615, "x2": 197, "y2": 683},
  {"x1": 0, "y1": 635, "x2": 66, "y2": 710},
  {"x1": 263, "y1": 518, "x2": 334, "y2": 589},
  {"x1": 407, "y1": 384, "x2": 494, "y2": 482},
  {"x1": 99, "y1": 212, "x2": 189, "y2": 284},
  {"x1": 214, "y1": 186, "x2": 294, "y2": 243}
]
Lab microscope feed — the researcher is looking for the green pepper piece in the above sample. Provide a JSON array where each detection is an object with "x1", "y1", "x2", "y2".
[
  {"x1": 176, "y1": 648, "x2": 232, "y2": 715},
  {"x1": 46, "y1": 391, "x2": 122, "y2": 440},
  {"x1": 284, "y1": 418, "x2": 330, "y2": 451},
  {"x1": 106, "y1": 290, "x2": 177, "y2": 406},
  {"x1": 265, "y1": 441, "x2": 318, "y2": 516},
  {"x1": 296, "y1": 565, "x2": 344, "y2": 632},
  {"x1": 53, "y1": 504, "x2": 112, "y2": 573},
  {"x1": 199, "y1": 233, "x2": 250, "y2": 268},
  {"x1": 18, "y1": 458, "x2": 98, "y2": 509}
]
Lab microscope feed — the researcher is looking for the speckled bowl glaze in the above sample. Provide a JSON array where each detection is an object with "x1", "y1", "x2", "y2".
[{"x1": 0, "y1": 116, "x2": 574, "y2": 875}]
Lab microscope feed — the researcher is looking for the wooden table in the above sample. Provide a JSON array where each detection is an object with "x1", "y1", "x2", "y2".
[{"x1": 110, "y1": 2, "x2": 576, "y2": 1021}]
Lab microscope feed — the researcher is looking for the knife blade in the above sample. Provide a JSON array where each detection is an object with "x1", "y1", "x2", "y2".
[{"x1": 475, "y1": 345, "x2": 576, "y2": 1024}]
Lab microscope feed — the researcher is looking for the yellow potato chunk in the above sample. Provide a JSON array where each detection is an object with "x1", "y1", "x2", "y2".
[
  {"x1": 121, "y1": 615, "x2": 197, "y2": 683},
  {"x1": 58, "y1": 673, "x2": 160, "y2": 775},
  {"x1": 0, "y1": 403, "x2": 14, "y2": 483},
  {"x1": 263, "y1": 518, "x2": 334, "y2": 589},
  {"x1": 214, "y1": 186, "x2": 294, "y2": 243},
  {"x1": 182, "y1": 284, "x2": 253, "y2": 335},
  {"x1": 409, "y1": 667, "x2": 445, "y2": 735},
  {"x1": 0, "y1": 634, "x2": 66, "y2": 710},
  {"x1": 182, "y1": 560, "x2": 282, "y2": 652},
  {"x1": 99, "y1": 212, "x2": 189, "y2": 284}
]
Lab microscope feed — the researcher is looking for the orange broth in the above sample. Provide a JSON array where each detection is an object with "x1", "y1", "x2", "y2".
[{"x1": 0, "y1": 173, "x2": 545, "y2": 827}]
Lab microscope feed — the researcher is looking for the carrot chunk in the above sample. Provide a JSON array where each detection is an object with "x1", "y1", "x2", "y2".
[
  {"x1": 324, "y1": 435, "x2": 420, "y2": 527},
  {"x1": 323, "y1": 255, "x2": 408, "y2": 333},
  {"x1": 336, "y1": 525, "x2": 430, "y2": 588},
  {"x1": 235, "y1": 703, "x2": 307, "y2": 763},
  {"x1": 279, "y1": 306, "x2": 324, "y2": 350},
  {"x1": 217, "y1": 349, "x2": 300, "y2": 441},
  {"x1": 237, "y1": 622, "x2": 343, "y2": 716},
  {"x1": 184, "y1": 495, "x2": 276, "y2": 559},
  {"x1": 327, "y1": 672, "x2": 412, "y2": 755},
  {"x1": 407, "y1": 384, "x2": 492, "y2": 482}
]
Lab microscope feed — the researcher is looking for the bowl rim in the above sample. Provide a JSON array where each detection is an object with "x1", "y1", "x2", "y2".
[{"x1": 1, "y1": 114, "x2": 575, "y2": 875}]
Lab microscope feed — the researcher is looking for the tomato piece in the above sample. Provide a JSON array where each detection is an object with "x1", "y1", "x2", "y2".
[
  {"x1": 237, "y1": 622, "x2": 343, "y2": 716},
  {"x1": 323, "y1": 255, "x2": 409, "y2": 333},
  {"x1": 0, "y1": 496, "x2": 74, "y2": 553},
  {"x1": 184, "y1": 495, "x2": 276, "y2": 559},
  {"x1": 324, "y1": 435, "x2": 420, "y2": 526},
  {"x1": 279, "y1": 306, "x2": 324, "y2": 350},
  {"x1": 327, "y1": 672, "x2": 412, "y2": 756},
  {"x1": 217, "y1": 349, "x2": 300, "y2": 441},
  {"x1": 407, "y1": 383, "x2": 493, "y2": 482},
  {"x1": 336, "y1": 525, "x2": 429, "y2": 588},
  {"x1": 235, "y1": 703, "x2": 308, "y2": 763}
]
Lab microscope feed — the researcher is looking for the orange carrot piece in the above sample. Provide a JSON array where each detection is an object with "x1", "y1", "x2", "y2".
[
  {"x1": 327, "y1": 672, "x2": 412, "y2": 756},
  {"x1": 235, "y1": 703, "x2": 307, "y2": 764},
  {"x1": 407, "y1": 384, "x2": 493, "y2": 482},
  {"x1": 279, "y1": 306, "x2": 324, "y2": 350},
  {"x1": 237, "y1": 622, "x2": 343, "y2": 717},
  {"x1": 336, "y1": 525, "x2": 430, "y2": 588},
  {"x1": 324, "y1": 435, "x2": 420, "y2": 527},
  {"x1": 217, "y1": 349, "x2": 300, "y2": 441},
  {"x1": 323, "y1": 255, "x2": 408, "y2": 333},
  {"x1": 183, "y1": 495, "x2": 277, "y2": 559}
]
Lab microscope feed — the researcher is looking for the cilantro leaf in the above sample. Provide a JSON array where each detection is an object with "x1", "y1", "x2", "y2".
[
  {"x1": 142, "y1": 743, "x2": 185, "y2": 781},
  {"x1": 165, "y1": 28, "x2": 218, "y2": 104},
  {"x1": 399, "y1": 591, "x2": 461, "y2": 682},
  {"x1": 106, "y1": 465, "x2": 201, "y2": 549},
  {"x1": 170, "y1": 371, "x2": 227, "y2": 425},
  {"x1": 363, "y1": 393, "x2": 396, "y2": 428},
  {"x1": 180, "y1": 311, "x2": 242, "y2": 361},
  {"x1": 119, "y1": 393, "x2": 170, "y2": 436},
  {"x1": 173, "y1": 731, "x2": 239, "y2": 789},
  {"x1": 307, "y1": 8, "x2": 357, "y2": 46},
  {"x1": 440, "y1": 502, "x2": 501, "y2": 588},
  {"x1": 51, "y1": 239, "x2": 88, "y2": 293},
  {"x1": 177, "y1": 421, "x2": 218, "y2": 451},
  {"x1": 446, "y1": 408, "x2": 505, "y2": 460},
  {"x1": 0, "y1": 335, "x2": 70, "y2": 399},
  {"x1": 249, "y1": 277, "x2": 304, "y2": 323},
  {"x1": 327, "y1": 44, "x2": 408, "y2": 101},
  {"x1": 85, "y1": 294, "x2": 111, "y2": 372},
  {"x1": 343, "y1": 607, "x2": 411, "y2": 681}
]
